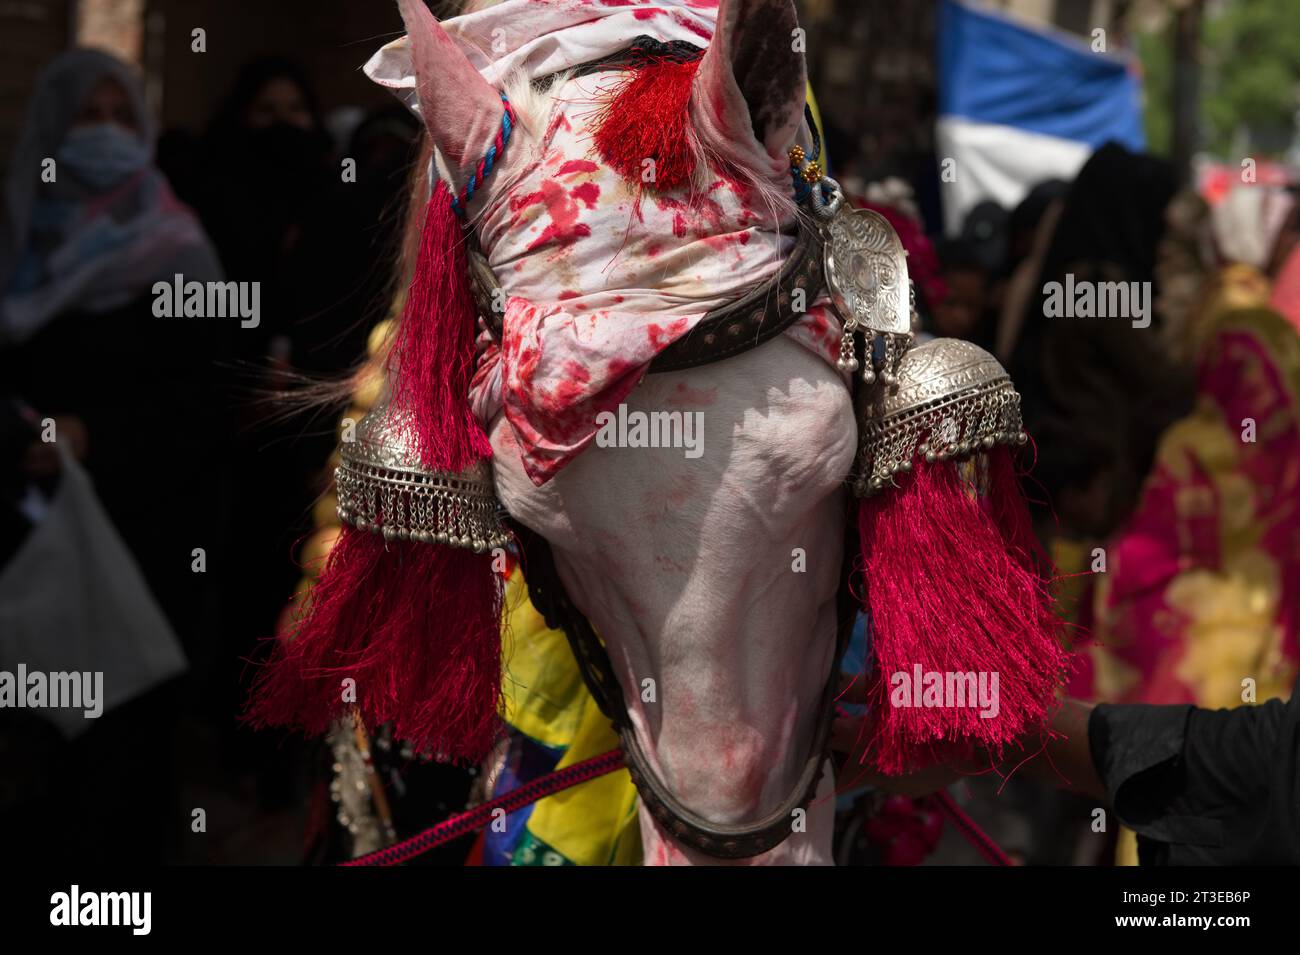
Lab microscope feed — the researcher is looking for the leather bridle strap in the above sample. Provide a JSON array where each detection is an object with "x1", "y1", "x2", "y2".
[
  {"x1": 645, "y1": 221, "x2": 824, "y2": 373},
  {"x1": 467, "y1": 218, "x2": 824, "y2": 375},
  {"x1": 534, "y1": 35, "x2": 705, "y2": 86}
]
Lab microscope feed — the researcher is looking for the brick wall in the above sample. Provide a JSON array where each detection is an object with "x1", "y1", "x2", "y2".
[
  {"x1": 0, "y1": 0, "x2": 404, "y2": 184},
  {"x1": 142, "y1": 0, "x2": 403, "y2": 136},
  {"x1": 0, "y1": 0, "x2": 73, "y2": 182},
  {"x1": 77, "y1": 0, "x2": 143, "y2": 63}
]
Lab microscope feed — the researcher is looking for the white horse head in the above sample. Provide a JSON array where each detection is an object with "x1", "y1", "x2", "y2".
[{"x1": 372, "y1": 0, "x2": 855, "y2": 864}]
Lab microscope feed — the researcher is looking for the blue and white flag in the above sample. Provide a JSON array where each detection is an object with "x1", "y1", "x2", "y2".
[{"x1": 936, "y1": 0, "x2": 1146, "y2": 234}]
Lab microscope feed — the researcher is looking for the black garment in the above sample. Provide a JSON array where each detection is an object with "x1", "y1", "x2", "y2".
[
  {"x1": 0, "y1": 294, "x2": 231, "y2": 661},
  {"x1": 1009, "y1": 142, "x2": 1195, "y2": 538},
  {"x1": 1089, "y1": 682, "x2": 1300, "y2": 864}
]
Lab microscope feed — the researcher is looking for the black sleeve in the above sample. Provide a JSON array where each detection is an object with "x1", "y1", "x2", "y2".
[{"x1": 1088, "y1": 689, "x2": 1299, "y2": 864}]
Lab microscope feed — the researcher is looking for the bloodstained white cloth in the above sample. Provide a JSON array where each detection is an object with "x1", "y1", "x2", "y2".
[{"x1": 366, "y1": 0, "x2": 842, "y2": 485}]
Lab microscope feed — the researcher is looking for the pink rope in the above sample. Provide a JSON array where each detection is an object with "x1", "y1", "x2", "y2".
[
  {"x1": 341, "y1": 748, "x2": 625, "y2": 866},
  {"x1": 341, "y1": 748, "x2": 1014, "y2": 867},
  {"x1": 933, "y1": 790, "x2": 1013, "y2": 866}
]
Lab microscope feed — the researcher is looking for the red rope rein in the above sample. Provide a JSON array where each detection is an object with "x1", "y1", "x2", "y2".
[
  {"x1": 341, "y1": 746, "x2": 1012, "y2": 867},
  {"x1": 933, "y1": 790, "x2": 1013, "y2": 866},
  {"x1": 341, "y1": 748, "x2": 625, "y2": 866}
]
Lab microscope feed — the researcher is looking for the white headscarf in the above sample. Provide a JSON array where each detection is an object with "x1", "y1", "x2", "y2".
[
  {"x1": 1, "y1": 48, "x2": 221, "y2": 344},
  {"x1": 1210, "y1": 183, "x2": 1295, "y2": 270},
  {"x1": 364, "y1": 0, "x2": 717, "y2": 93}
]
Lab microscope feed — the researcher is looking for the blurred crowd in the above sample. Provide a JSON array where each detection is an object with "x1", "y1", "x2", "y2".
[
  {"x1": 0, "y1": 47, "x2": 422, "y2": 864},
  {"x1": 849, "y1": 141, "x2": 1300, "y2": 863},
  {"x1": 0, "y1": 40, "x2": 1296, "y2": 865}
]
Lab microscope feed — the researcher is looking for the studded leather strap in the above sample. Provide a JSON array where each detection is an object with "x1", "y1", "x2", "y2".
[
  {"x1": 647, "y1": 222, "x2": 824, "y2": 373},
  {"x1": 468, "y1": 219, "x2": 824, "y2": 376}
]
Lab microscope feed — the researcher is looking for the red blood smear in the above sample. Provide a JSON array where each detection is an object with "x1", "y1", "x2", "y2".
[
  {"x1": 654, "y1": 194, "x2": 726, "y2": 240},
  {"x1": 671, "y1": 10, "x2": 713, "y2": 39},
  {"x1": 512, "y1": 180, "x2": 593, "y2": 255},
  {"x1": 562, "y1": 360, "x2": 591, "y2": 384},
  {"x1": 544, "y1": 111, "x2": 572, "y2": 140},
  {"x1": 557, "y1": 159, "x2": 599, "y2": 176},
  {"x1": 646, "y1": 318, "x2": 689, "y2": 349},
  {"x1": 572, "y1": 182, "x2": 600, "y2": 209}
]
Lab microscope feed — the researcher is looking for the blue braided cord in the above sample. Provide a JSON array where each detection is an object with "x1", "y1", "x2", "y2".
[
  {"x1": 791, "y1": 175, "x2": 837, "y2": 208},
  {"x1": 792, "y1": 171, "x2": 812, "y2": 202},
  {"x1": 450, "y1": 91, "x2": 514, "y2": 220}
]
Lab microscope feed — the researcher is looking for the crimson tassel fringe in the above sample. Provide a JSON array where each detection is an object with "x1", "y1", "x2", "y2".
[
  {"x1": 246, "y1": 528, "x2": 504, "y2": 763},
  {"x1": 858, "y1": 448, "x2": 1072, "y2": 775},
  {"x1": 593, "y1": 55, "x2": 701, "y2": 194},
  {"x1": 388, "y1": 178, "x2": 493, "y2": 473}
]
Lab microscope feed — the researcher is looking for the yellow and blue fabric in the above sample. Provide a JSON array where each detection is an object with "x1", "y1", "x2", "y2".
[{"x1": 483, "y1": 568, "x2": 641, "y2": 866}]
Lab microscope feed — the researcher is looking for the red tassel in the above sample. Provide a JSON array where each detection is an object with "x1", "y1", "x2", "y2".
[
  {"x1": 388, "y1": 179, "x2": 493, "y2": 473},
  {"x1": 246, "y1": 528, "x2": 504, "y2": 763},
  {"x1": 858, "y1": 448, "x2": 1072, "y2": 775},
  {"x1": 593, "y1": 55, "x2": 701, "y2": 194}
]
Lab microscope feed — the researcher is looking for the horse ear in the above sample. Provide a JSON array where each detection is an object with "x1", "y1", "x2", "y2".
[
  {"x1": 397, "y1": 0, "x2": 504, "y2": 190},
  {"x1": 694, "y1": 0, "x2": 807, "y2": 163}
]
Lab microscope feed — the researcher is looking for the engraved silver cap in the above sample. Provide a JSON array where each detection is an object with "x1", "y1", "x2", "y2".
[
  {"x1": 855, "y1": 338, "x2": 1026, "y2": 497},
  {"x1": 335, "y1": 400, "x2": 510, "y2": 552}
]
